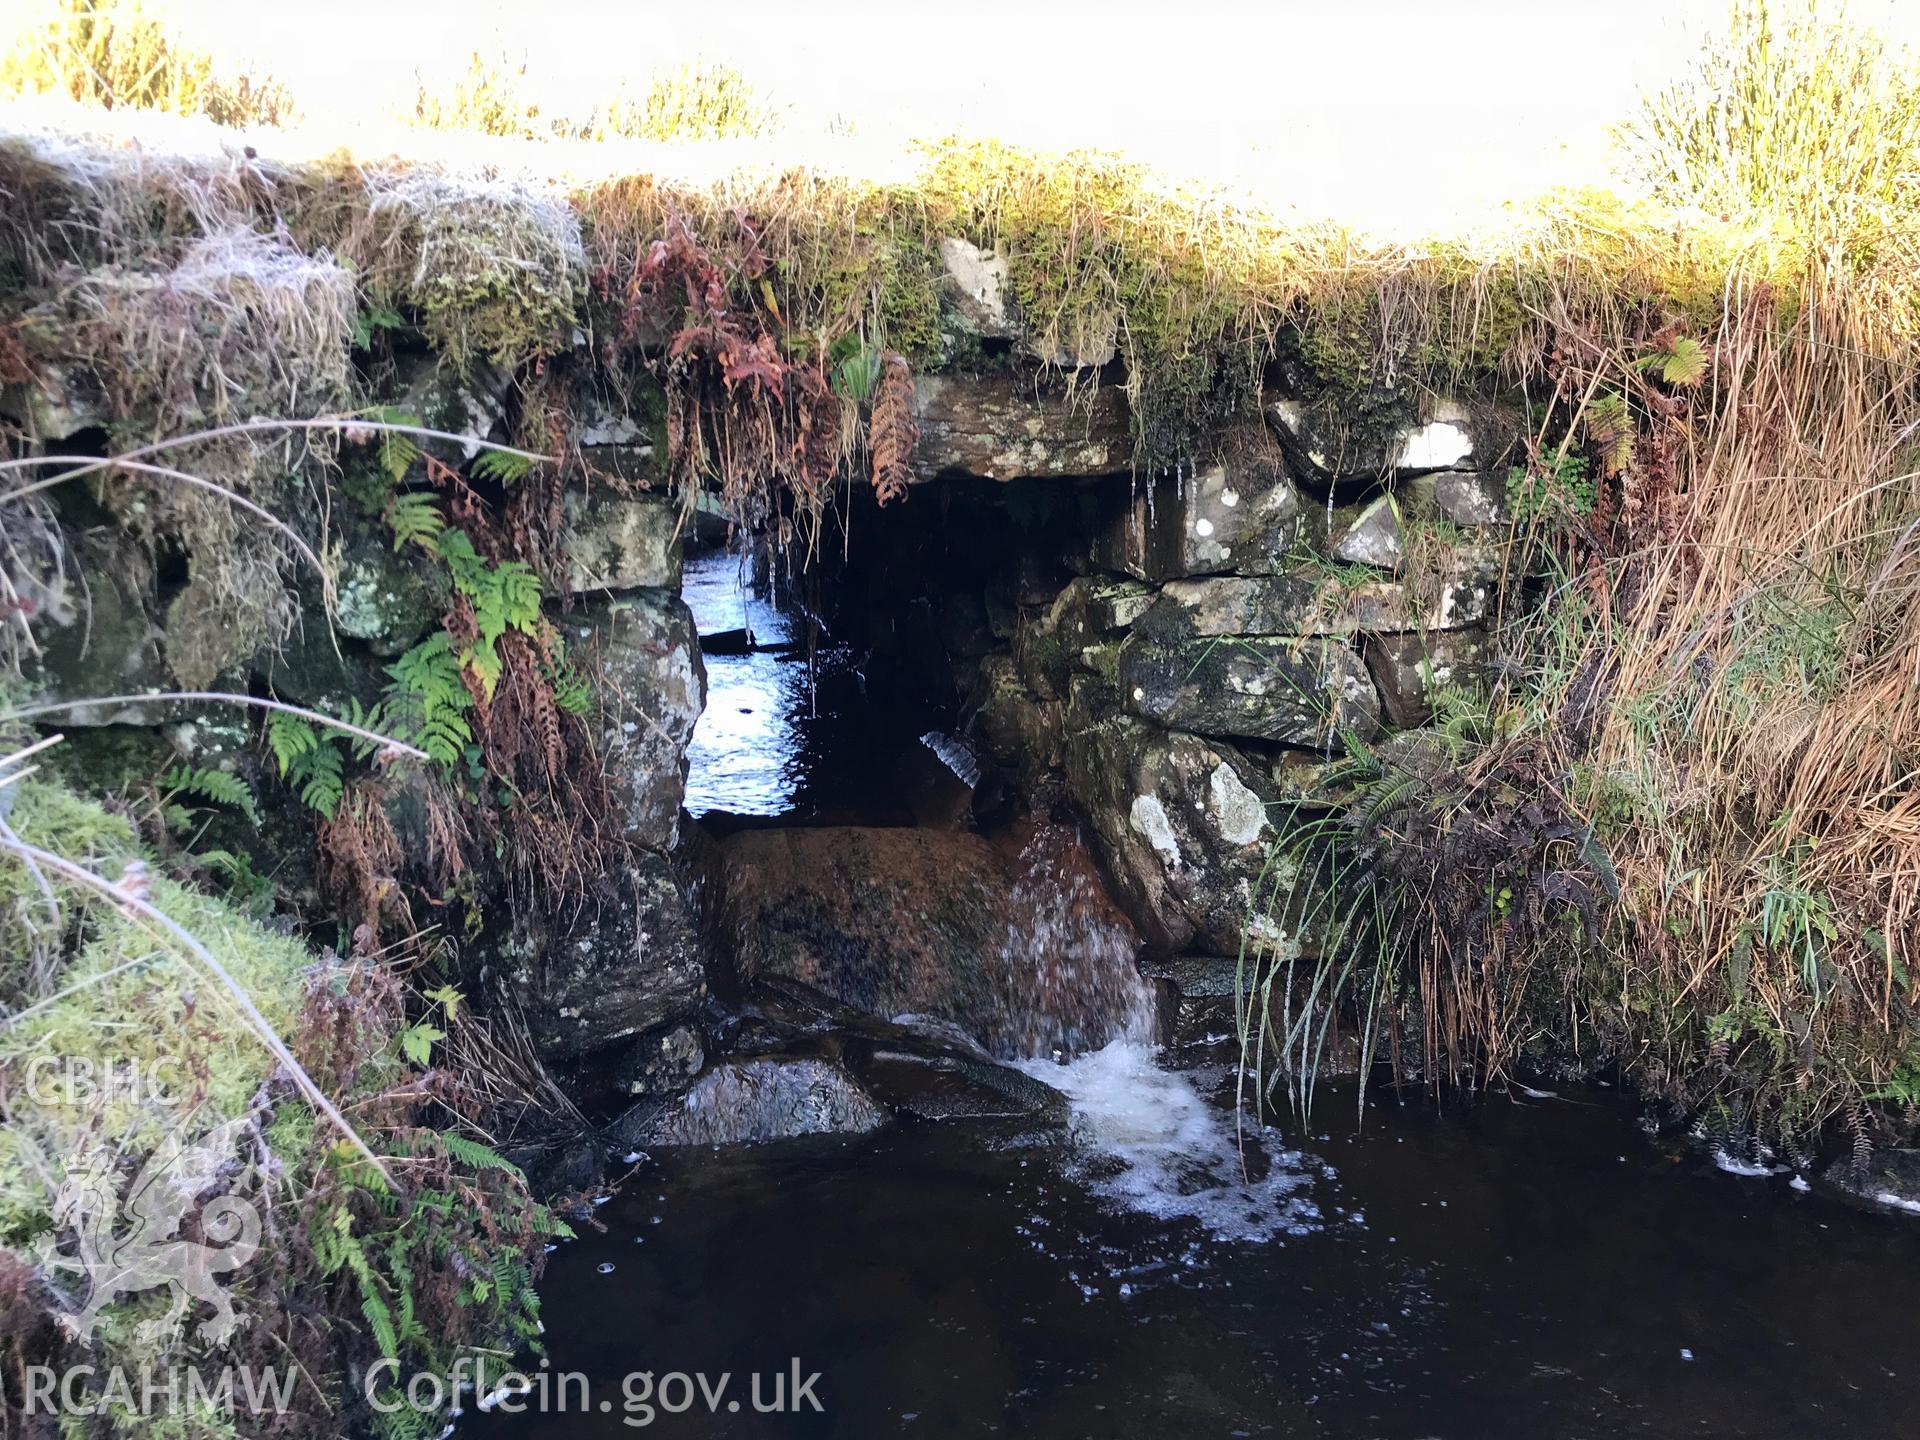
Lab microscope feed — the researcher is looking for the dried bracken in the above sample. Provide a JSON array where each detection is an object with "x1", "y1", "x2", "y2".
[{"x1": 868, "y1": 352, "x2": 917, "y2": 506}]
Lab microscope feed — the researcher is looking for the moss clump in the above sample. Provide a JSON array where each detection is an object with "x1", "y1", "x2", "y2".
[
  {"x1": 0, "y1": 775, "x2": 562, "y2": 1437},
  {"x1": 352, "y1": 168, "x2": 585, "y2": 374}
]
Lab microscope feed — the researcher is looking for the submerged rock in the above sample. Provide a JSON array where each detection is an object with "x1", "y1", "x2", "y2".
[
  {"x1": 859, "y1": 1048, "x2": 1070, "y2": 1125},
  {"x1": 1116, "y1": 631, "x2": 1380, "y2": 746},
  {"x1": 642, "y1": 1057, "x2": 890, "y2": 1146},
  {"x1": 1822, "y1": 1150, "x2": 1920, "y2": 1215}
]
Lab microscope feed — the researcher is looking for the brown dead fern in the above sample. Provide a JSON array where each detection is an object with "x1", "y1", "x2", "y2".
[{"x1": 868, "y1": 351, "x2": 917, "y2": 506}]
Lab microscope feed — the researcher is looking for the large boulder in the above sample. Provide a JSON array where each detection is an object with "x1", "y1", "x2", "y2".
[
  {"x1": 502, "y1": 854, "x2": 707, "y2": 1060},
  {"x1": 567, "y1": 590, "x2": 706, "y2": 853},
  {"x1": 561, "y1": 489, "x2": 682, "y2": 594},
  {"x1": 1116, "y1": 631, "x2": 1380, "y2": 746},
  {"x1": 716, "y1": 825, "x2": 1141, "y2": 1056},
  {"x1": 1064, "y1": 719, "x2": 1305, "y2": 956},
  {"x1": 1092, "y1": 425, "x2": 1306, "y2": 580},
  {"x1": 912, "y1": 374, "x2": 1132, "y2": 481}
]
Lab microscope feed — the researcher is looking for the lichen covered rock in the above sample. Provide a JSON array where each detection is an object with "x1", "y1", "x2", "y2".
[
  {"x1": 912, "y1": 373, "x2": 1132, "y2": 481},
  {"x1": 1116, "y1": 631, "x2": 1380, "y2": 746},
  {"x1": 1134, "y1": 569, "x2": 1491, "y2": 641},
  {"x1": 1093, "y1": 427, "x2": 1305, "y2": 580},
  {"x1": 1065, "y1": 719, "x2": 1298, "y2": 955},
  {"x1": 562, "y1": 489, "x2": 683, "y2": 594},
  {"x1": 972, "y1": 653, "x2": 1066, "y2": 770},
  {"x1": 642, "y1": 1057, "x2": 889, "y2": 1146},
  {"x1": 1329, "y1": 495, "x2": 1406, "y2": 570},
  {"x1": 1364, "y1": 626, "x2": 1492, "y2": 727},
  {"x1": 1267, "y1": 394, "x2": 1521, "y2": 488},
  {"x1": 330, "y1": 536, "x2": 444, "y2": 657},
  {"x1": 569, "y1": 590, "x2": 706, "y2": 852},
  {"x1": 507, "y1": 854, "x2": 707, "y2": 1060}
]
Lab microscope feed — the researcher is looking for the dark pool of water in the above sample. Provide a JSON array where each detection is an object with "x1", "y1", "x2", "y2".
[{"x1": 466, "y1": 1065, "x2": 1918, "y2": 1439}]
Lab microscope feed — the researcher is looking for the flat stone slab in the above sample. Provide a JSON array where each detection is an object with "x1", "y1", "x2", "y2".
[
  {"x1": 912, "y1": 374, "x2": 1132, "y2": 481},
  {"x1": 1117, "y1": 632, "x2": 1381, "y2": 745}
]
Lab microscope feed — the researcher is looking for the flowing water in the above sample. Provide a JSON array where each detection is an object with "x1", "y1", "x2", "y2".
[{"x1": 485, "y1": 553, "x2": 1920, "y2": 1438}]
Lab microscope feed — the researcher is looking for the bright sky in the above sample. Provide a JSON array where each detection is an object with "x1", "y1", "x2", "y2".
[{"x1": 22, "y1": 0, "x2": 1920, "y2": 234}]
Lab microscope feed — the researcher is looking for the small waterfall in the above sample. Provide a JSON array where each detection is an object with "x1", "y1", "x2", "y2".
[
  {"x1": 994, "y1": 822, "x2": 1157, "y2": 1059},
  {"x1": 997, "y1": 825, "x2": 1326, "y2": 1245}
]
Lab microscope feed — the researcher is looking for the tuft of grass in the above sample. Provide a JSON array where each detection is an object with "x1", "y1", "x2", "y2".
[{"x1": 0, "y1": 0, "x2": 293, "y2": 126}]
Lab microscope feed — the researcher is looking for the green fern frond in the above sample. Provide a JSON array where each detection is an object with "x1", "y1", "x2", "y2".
[
  {"x1": 494, "y1": 561, "x2": 543, "y2": 626},
  {"x1": 442, "y1": 1132, "x2": 525, "y2": 1178},
  {"x1": 386, "y1": 492, "x2": 446, "y2": 555},
  {"x1": 471, "y1": 450, "x2": 534, "y2": 486},
  {"x1": 290, "y1": 743, "x2": 345, "y2": 819},
  {"x1": 162, "y1": 764, "x2": 259, "y2": 822},
  {"x1": 266, "y1": 712, "x2": 318, "y2": 776},
  {"x1": 1642, "y1": 334, "x2": 1707, "y2": 386},
  {"x1": 1585, "y1": 390, "x2": 1635, "y2": 476},
  {"x1": 376, "y1": 407, "x2": 423, "y2": 485}
]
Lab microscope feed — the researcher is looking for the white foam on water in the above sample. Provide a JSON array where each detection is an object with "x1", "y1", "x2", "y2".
[
  {"x1": 1712, "y1": 1148, "x2": 1785, "y2": 1178},
  {"x1": 1018, "y1": 1039, "x2": 1323, "y2": 1244},
  {"x1": 1872, "y1": 1189, "x2": 1920, "y2": 1214}
]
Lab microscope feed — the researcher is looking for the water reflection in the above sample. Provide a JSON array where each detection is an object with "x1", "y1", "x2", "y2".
[
  {"x1": 681, "y1": 548, "x2": 806, "y2": 819},
  {"x1": 680, "y1": 546, "x2": 950, "y2": 826}
]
